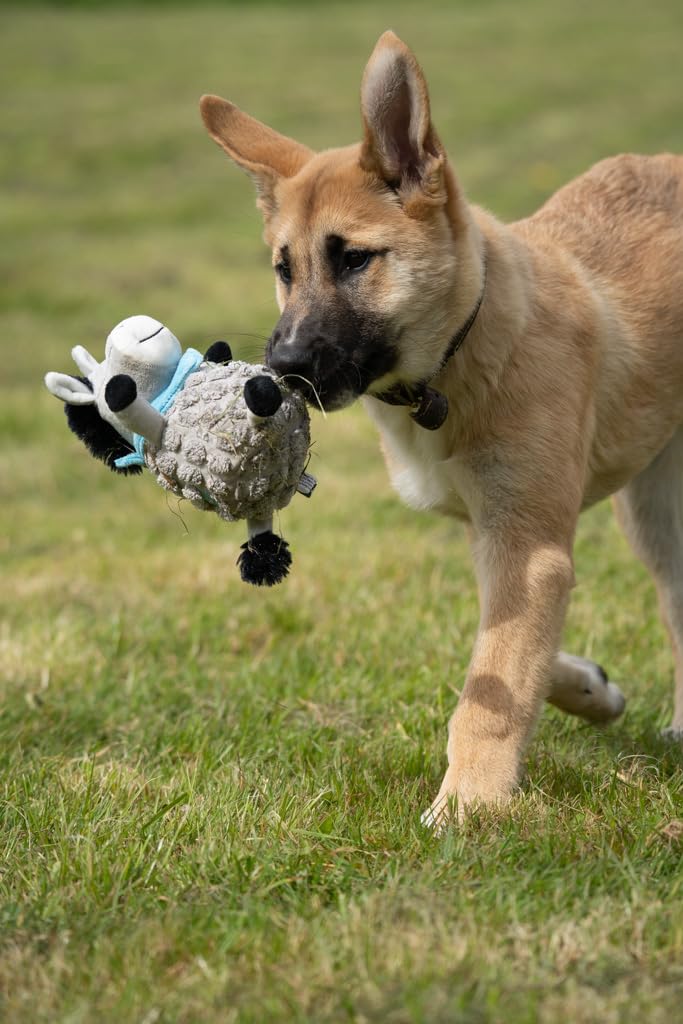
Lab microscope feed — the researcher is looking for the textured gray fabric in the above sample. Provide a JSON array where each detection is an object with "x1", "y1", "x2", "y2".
[{"x1": 143, "y1": 360, "x2": 311, "y2": 523}]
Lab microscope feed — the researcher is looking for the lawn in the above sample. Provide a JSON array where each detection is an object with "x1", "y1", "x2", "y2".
[{"x1": 1, "y1": 1, "x2": 682, "y2": 1021}]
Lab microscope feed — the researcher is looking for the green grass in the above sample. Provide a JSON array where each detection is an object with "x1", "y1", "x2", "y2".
[{"x1": 2, "y1": 1, "x2": 683, "y2": 1021}]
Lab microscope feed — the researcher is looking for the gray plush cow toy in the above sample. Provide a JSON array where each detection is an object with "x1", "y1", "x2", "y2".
[{"x1": 45, "y1": 315, "x2": 316, "y2": 585}]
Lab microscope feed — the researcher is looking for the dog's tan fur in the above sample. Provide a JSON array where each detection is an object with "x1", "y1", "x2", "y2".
[{"x1": 201, "y1": 32, "x2": 683, "y2": 821}]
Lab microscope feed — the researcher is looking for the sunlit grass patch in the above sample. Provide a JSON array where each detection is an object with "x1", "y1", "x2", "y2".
[{"x1": 2, "y1": 1, "x2": 683, "y2": 1021}]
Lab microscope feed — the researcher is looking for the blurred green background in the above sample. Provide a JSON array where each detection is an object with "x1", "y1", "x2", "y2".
[{"x1": 1, "y1": 2, "x2": 682, "y2": 1022}]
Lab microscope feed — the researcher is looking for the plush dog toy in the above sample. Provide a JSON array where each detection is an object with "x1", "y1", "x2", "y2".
[{"x1": 45, "y1": 315, "x2": 316, "y2": 585}]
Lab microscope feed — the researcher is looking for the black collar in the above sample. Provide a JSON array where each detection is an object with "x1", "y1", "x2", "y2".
[{"x1": 375, "y1": 252, "x2": 487, "y2": 430}]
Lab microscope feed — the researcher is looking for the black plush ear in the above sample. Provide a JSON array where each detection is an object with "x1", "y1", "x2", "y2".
[
  {"x1": 65, "y1": 378, "x2": 141, "y2": 476},
  {"x1": 204, "y1": 340, "x2": 233, "y2": 364},
  {"x1": 243, "y1": 376, "x2": 283, "y2": 418}
]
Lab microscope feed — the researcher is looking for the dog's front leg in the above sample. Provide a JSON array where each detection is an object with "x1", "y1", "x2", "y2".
[{"x1": 426, "y1": 527, "x2": 575, "y2": 825}]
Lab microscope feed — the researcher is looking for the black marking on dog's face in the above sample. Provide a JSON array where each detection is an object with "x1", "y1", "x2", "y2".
[
  {"x1": 266, "y1": 228, "x2": 398, "y2": 409},
  {"x1": 265, "y1": 293, "x2": 398, "y2": 410},
  {"x1": 325, "y1": 234, "x2": 380, "y2": 280},
  {"x1": 275, "y1": 245, "x2": 292, "y2": 287}
]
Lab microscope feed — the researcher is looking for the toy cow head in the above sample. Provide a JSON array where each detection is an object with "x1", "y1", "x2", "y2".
[{"x1": 44, "y1": 315, "x2": 283, "y2": 471}]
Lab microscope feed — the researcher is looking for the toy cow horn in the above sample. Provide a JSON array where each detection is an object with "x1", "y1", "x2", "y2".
[{"x1": 243, "y1": 376, "x2": 283, "y2": 424}]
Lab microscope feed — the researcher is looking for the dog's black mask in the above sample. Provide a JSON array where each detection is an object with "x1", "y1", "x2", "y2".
[{"x1": 265, "y1": 300, "x2": 398, "y2": 410}]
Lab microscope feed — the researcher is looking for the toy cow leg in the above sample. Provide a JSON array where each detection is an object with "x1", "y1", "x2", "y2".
[
  {"x1": 104, "y1": 375, "x2": 167, "y2": 446},
  {"x1": 238, "y1": 517, "x2": 293, "y2": 587}
]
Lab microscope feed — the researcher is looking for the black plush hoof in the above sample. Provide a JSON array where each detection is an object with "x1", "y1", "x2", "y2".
[
  {"x1": 237, "y1": 531, "x2": 292, "y2": 586},
  {"x1": 105, "y1": 374, "x2": 137, "y2": 412},
  {"x1": 204, "y1": 340, "x2": 233, "y2": 364},
  {"x1": 244, "y1": 376, "x2": 283, "y2": 419}
]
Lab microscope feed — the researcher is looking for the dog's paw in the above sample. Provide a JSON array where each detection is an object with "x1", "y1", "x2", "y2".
[
  {"x1": 550, "y1": 655, "x2": 627, "y2": 723},
  {"x1": 661, "y1": 724, "x2": 683, "y2": 742},
  {"x1": 420, "y1": 765, "x2": 513, "y2": 831},
  {"x1": 581, "y1": 665, "x2": 627, "y2": 724},
  {"x1": 420, "y1": 768, "x2": 467, "y2": 832},
  {"x1": 420, "y1": 795, "x2": 456, "y2": 832}
]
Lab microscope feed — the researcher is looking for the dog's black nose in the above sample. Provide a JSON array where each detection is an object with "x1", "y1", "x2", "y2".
[{"x1": 267, "y1": 343, "x2": 315, "y2": 386}]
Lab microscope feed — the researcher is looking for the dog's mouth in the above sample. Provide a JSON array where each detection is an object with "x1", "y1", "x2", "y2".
[
  {"x1": 277, "y1": 371, "x2": 359, "y2": 412},
  {"x1": 266, "y1": 332, "x2": 399, "y2": 412},
  {"x1": 277, "y1": 359, "x2": 380, "y2": 411}
]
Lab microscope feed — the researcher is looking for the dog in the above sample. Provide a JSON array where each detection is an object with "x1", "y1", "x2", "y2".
[{"x1": 200, "y1": 30, "x2": 683, "y2": 823}]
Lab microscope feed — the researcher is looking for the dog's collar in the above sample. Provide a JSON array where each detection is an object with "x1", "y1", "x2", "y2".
[{"x1": 375, "y1": 251, "x2": 487, "y2": 430}]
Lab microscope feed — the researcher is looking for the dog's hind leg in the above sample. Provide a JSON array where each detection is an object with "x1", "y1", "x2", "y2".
[
  {"x1": 547, "y1": 652, "x2": 626, "y2": 723},
  {"x1": 613, "y1": 424, "x2": 683, "y2": 737}
]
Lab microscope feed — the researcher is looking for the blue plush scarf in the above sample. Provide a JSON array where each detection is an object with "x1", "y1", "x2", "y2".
[{"x1": 114, "y1": 348, "x2": 204, "y2": 469}]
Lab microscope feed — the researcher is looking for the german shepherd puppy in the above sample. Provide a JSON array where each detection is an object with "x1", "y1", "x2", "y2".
[{"x1": 200, "y1": 31, "x2": 683, "y2": 823}]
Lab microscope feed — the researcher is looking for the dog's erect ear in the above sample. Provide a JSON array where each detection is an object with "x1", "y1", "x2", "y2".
[
  {"x1": 360, "y1": 31, "x2": 446, "y2": 207},
  {"x1": 200, "y1": 95, "x2": 314, "y2": 219}
]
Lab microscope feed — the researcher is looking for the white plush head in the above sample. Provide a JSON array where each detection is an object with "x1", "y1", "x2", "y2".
[
  {"x1": 45, "y1": 315, "x2": 184, "y2": 442},
  {"x1": 102, "y1": 316, "x2": 182, "y2": 402},
  {"x1": 105, "y1": 315, "x2": 182, "y2": 370}
]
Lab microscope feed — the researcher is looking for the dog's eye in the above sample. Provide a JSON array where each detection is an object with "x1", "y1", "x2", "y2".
[
  {"x1": 343, "y1": 249, "x2": 372, "y2": 274},
  {"x1": 275, "y1": 261, "x2": 292, "y2": 285}
]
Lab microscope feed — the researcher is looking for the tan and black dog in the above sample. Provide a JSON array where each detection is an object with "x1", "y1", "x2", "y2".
[{"x1": 200, "y1": 31, "x2": 683, "y2": 823}]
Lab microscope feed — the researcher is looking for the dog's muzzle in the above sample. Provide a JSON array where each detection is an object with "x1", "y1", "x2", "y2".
[{"x1": 266, "y1": 308, "x2": 398, "y2": 411}]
